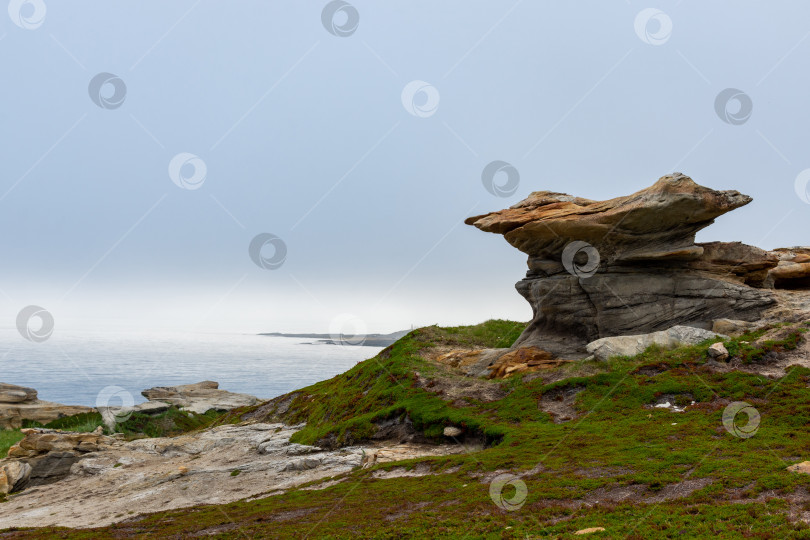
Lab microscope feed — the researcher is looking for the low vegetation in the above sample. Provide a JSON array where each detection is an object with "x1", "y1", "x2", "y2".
[
  {"x1": 6, "y1": 319, "x2": 810, "y2": 538},
  {"x1": 251, "y1": 320, "x2": 528, "y2": 448},
  {"x1": 114, "y1": 407, "x2": 224, "y2": 439},
  {"x1": 21, "y1": 411, "x2": 105, "y2": 433},
  {"x1": 0, "y1": 430, "x2": 24, "y2": 460}
]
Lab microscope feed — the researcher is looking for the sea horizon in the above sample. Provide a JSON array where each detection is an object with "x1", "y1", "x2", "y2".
[{"x1": 0, "y1": 328, "x2": 381, "y2": 407}]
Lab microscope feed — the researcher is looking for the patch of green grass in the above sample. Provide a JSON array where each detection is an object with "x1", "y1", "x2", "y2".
[
  {"x1": 22, "y1": 411, "x2": 105, "y2": 432},
  {"x1": 15, "y1": 406, "x2": 224, "y2": 451},
  {"x1": 114, "y1": 407, "x2": 224, "y2": 439},
  {"x1": 18, "y1": 406, "x2": 223, "y2": 439},
  {"x1": 0, "y1": 429, "x2": 25, "y2": 459},
  {"x1": 724, "y1": 324, "x2": 808, "y2": 364},
  {"x1": 420, "y1": 319, "x2": 527, "y2": 349}
]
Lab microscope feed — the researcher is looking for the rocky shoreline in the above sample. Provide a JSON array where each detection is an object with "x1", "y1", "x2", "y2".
[
  {"x1": 0, "y1": 381, "x2": 260, "y2": 494},
  {"x1": 0, "y1": 379, "x2": 475, "y2": 529}
]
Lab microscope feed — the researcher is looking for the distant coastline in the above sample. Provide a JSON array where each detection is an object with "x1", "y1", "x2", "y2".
[{"x1": 259, "y1": 330, "x2": 410, "y2": 347}]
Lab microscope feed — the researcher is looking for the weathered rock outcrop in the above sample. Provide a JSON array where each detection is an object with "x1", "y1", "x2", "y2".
[
  {"x1": 0, "y1": 460, "x2": 31, "y2": 494},
  {"x1": 436, "y1": 347, "x2": 569, "y2": 378},
  {"x1": 466, "y1": 174, "x2": 778, "y2": 356},
  {"x1": 1, "y1": 427, "x2": 116, "y2": 492},
  {"x1": 140, "y1": 381, "x2": 259, "y2": 415},
  {"x1": 0, "y1": 383, "x2": 37, "y2": 403},
  {"x1": 0, "y1": 383, "x2": 94, "y2": 429},
  {"x1": 765, "y1": 248, "x2": 810, "y2": 288}
]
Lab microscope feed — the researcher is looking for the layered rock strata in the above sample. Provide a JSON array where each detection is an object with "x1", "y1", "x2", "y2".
[
  {"x1": 2, "y1": 427, "x2": 115, "y2": 491},
  {"x1": 140, "y1": 380, "x2": 259, "y2": 414},
  {"x1": 466, "y1": 174, "x2": 779, "y2": 357}
]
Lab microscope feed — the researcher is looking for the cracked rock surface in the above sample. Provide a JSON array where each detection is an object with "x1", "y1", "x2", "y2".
[{"x1": 0, "y1": 423, "x2": 471, "y2": 529}]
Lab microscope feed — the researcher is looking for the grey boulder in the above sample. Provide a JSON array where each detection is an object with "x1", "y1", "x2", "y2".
[{"x1": 586, "y1": 325, "x2": 727, "y2": 361}]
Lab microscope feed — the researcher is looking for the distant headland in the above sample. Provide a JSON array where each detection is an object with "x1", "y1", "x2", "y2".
[{"x1": 258, "y1": 330, "x2": 411, "y2": 347}]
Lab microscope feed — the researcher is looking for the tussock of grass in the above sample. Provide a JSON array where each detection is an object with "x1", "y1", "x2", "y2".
[
  {"x1": 22, "y1": 411, "x2": 105, "y2": 432},
  {"x1": 0, "y1": 430, "x2": 25, "y2": 459},
  {"x1": 115, "y1": 407, "x2": 223, "y2": 439},
  {"x1": 419, "y1": 319, "x2": 527, "y2": 349}
]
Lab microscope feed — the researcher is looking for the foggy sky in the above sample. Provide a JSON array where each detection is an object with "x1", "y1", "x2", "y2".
[{"x1": 2, "y1": 1, "x2": 808, "y2": 334}]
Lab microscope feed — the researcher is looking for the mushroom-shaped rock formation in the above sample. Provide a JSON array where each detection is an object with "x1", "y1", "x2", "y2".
[{"x1": 466, "y1": 173, "x2": 777, "y2": 357}]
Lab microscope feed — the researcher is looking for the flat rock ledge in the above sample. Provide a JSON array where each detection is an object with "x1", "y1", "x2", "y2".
[
  {"x1": 100, "y1": 381, "x2": 260, "y2": 428},
  {"x1": 0, "y1": 423, "x2": 475, "y2": 529},
  {"x1": 140, "y1": 380, "x2": 260, "y2": 415},
  {"x1": 1, "y1": 380, "x2": 260, "y2": 430},
  {"x1": 0, "y1": 383, "x2": 94, "y2": 430}
]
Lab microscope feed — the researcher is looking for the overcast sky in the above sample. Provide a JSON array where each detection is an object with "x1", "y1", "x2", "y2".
[{"x1": 2, "y1": 1, "x2": 809, "y2": 335}]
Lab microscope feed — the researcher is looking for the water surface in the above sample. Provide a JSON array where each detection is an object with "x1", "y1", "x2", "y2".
[{"x1": 0, "y1": 329, "x2": 381, "y2": 407}]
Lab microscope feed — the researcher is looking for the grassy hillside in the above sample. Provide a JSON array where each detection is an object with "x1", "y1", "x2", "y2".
[
  {"x1": 238, "y1": 319, "x2": 527, "y2": 448},
  {"x1": 5, "y1": 319, "x2": 810, "y2": 538}
]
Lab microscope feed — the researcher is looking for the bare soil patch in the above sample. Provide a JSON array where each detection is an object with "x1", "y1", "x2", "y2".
[
  {"x1": 539, "y1": 385, "x2": 585, "y2": 423},
  {"x1": 413, "y1": 370, "x2": 507, "y2": 404}
]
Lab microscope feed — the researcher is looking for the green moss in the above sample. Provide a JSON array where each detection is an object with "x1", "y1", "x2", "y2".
[{"x1": 723, "y1": 325, "x2": 807, "y2": 364}]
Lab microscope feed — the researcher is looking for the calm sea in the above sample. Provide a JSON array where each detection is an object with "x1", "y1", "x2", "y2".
[{"x1": 0, "y1": 329, "x2": 381, "y2": 407}]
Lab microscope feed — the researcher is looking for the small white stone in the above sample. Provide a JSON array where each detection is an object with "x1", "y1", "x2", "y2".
[{"x1": 707, "y1": 342, "x2": 729, "y2": 361}]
